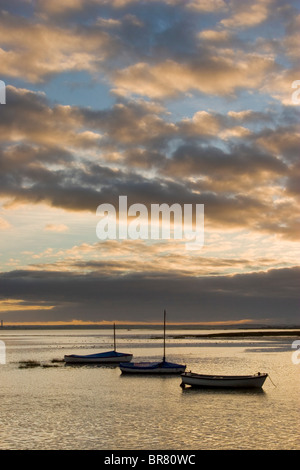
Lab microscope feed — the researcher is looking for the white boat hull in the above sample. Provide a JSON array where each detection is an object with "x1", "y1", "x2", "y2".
[{"x1": 181, "y1": 372, "x2": 268, "y2": 389}]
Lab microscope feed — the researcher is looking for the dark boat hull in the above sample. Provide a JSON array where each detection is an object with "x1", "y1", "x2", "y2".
[
  {"x1": 120, "y1": 361, "x2": 186, "y2": 374},
  {"x1": 64, "y1": 351, "x2": 133, "y2": 364}
]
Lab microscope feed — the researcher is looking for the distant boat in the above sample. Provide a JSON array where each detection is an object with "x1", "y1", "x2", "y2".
[
  {"x1": 64, "y1": 323, "x2": 133, "y2": 364},
  {"x1": 119, "y1": 310, "x2": 186, "y2": 374},
  {"x1": 180, "y1": 371, "x2": 268, "y2": 389}
]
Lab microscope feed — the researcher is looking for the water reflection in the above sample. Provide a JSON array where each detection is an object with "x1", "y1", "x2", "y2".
[
  {"x1": 1, "y1": 328, "x2": 299, "y2": 450},
  {"x1": 180, "y1": 386, "x2": 266, "y2": 396},
  {"x1": 64, "y1": 362, "x2": 120, "y2": 369}
]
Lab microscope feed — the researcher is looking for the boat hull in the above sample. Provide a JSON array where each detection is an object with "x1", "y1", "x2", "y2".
[
  {"x1": 180, "y1": 372, "x2": 268, "y2": 389},
  {"x1": 64, "y1": 351, "x2": 133, "y2": 364},
  {"x1": 120, "y1": 361, "x2": 186, "y2": 374}
]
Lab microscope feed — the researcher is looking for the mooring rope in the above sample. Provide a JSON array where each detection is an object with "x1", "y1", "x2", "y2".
[{"x1": 268, "y1": 374, "x2": 277, "y2": 387}]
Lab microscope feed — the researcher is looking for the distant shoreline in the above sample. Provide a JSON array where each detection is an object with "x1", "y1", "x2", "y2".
[
  {"x1": 0, "y1": 325, "x2": 300, "y2": 338},
  {"x1": 169, "y1": 330, "x2": 300, "y2": 339}
]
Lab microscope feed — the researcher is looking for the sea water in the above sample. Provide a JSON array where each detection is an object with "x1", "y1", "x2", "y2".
[{"x1": 0, "y1": 328, "x2": 299, "y2": 450}]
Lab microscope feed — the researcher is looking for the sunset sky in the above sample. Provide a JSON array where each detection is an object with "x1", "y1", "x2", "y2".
[{"x1": 0, "y1": 0, "x2": 299, "y2": 325}]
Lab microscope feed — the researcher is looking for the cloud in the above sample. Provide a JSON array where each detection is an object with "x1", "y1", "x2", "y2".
[
  {"x1": 112, "y1": 54, "x2": 277, "y2": 99},
  {"x1": 0, "y1": 216, "x2": 11, "y2": 230},
  {"x1": 0, "y1": 266, "x2": 298, "y2": 323},
  {"x1": 283, "y1": 13, "x2": 300, "y2": 62},
  {"x1": 0, "y1": 0, "x2": 297, "y2": 108},
  {"x1": 255, "y1": 125, "x2": 300, "y2": 163},
  {"x1": 23, "y1": 234, "x2": 299, "y2": 280},
  {"x1": 163, "y1": 142, "x2": 286, "y2": 181},
  {"x1": 220, "y1": 0, "x2": 274, "y2": 29},
  {"x1": 44, "y1": 224, "x2": 69, "y2": 233},
  {"x1": 34, "y1": 0, "x2": 140, "y2": 14},
  {"x1": 34, "y1": 0, "x2": 228, "y2": 15},
  {"x1": 0, "y1": 0, "x2": 299, "y2": 327},
  {"x1": 186, "y1": 0, "x2": 227, "y2": 12},
  {"x1": 0, "y1": 299, "x2": 54, "y2": 312},
  {"x1": 0, "y1": 86, "x2": 299, "y2": 241},
  {"x1": 1, "y1": 86, "x2": 103, "y2": 149},
  {"x1": 0, "y1": 10, "x2": 114, "y2": 82},
  {"x1": 198, "y1": 29, "x2": 234, "y2": 43}
]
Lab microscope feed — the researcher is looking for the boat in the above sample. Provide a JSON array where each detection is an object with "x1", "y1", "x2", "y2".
[
  {"x1": 64, "y1": 350, "x2": 133, "y2": 364},
  {"x1": 119, "y1": 360, "x2": 186, "y2": 374},
  {"x1": 64, "y1": 323, "x2": 133, "y2": 364},
  {"x1": 180, "y1": 371, "x2": 268, "y2": 389},
  {"x1": 119, "y1": 310, "x2": 186, "y2": 374}
]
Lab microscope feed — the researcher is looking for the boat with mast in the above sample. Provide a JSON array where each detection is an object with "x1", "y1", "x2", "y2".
[
  {"x1": 64, "y1": 323, "x2": 133, "y2": 364},
  {"x1": 119, "y1": 310, "x2": 186, "y2": 374}
]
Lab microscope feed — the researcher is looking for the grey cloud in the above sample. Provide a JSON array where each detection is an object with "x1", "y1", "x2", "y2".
[
  {"x1": 253, "y1": 125, "x2": 300, "y2": 164},
  {"x1": 0, "y1": 0, "x2": 299, "y2": 329},
  {"x1": 0, "y1": 0, "x2": 294, "y2": 100},
  {"x1": 163, "y1": 143, "x2": 287, "y2": 178},
  {"x1": 0, "y1": 267, "x2": 299, "y2": 324},
  {"x1": 0, "y1": 86, "x2": 298, "y2": 239}
]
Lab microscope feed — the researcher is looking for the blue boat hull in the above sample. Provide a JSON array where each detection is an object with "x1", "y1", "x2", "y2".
[
  {"x1": 64, "y1": 350, "x2": 133, "y2": 363},
  {"x1": 120, "y1": 360, "x2": 186, "y2": 374}
]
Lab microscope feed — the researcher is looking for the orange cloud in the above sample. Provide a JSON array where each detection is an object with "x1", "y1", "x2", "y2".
[
  {"x1": 0, "y1": 217, "x2": 11, "y2": 230},
  {"x1": 0, "y1": 299, "x2": 54, "y2": 312},
  {"x1": 220, "y1": 0, "x2": 273, "y2": 29},
  {"x1": 113, "y1": 54, "x2": 276, "y2": 99},
  {"x1": 0, "y1": 11, "x2": 113, "y2": 82}
]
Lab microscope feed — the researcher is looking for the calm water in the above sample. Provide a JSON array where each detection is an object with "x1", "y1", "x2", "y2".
[{"x1": 0, "y1": 328, "x2": 299, "y2": 450}]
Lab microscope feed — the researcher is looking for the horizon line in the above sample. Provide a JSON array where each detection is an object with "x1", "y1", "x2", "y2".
[{"x1": 0, "y1": 318, "x2": 291, "y2": 327}]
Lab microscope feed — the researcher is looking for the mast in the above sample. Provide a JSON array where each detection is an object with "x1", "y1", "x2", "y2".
[
  {"x1": 163, "y1": 309, "x2": 166, "y2": 362},
  {"x1": 113, "y1": 322, "x2": 116, "y2": 351}
]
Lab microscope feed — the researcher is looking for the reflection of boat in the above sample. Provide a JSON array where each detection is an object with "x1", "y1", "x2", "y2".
[
  {"x1": 120, "y1": 310, "x2": 186, "y2": 374},
  {"x1": 180, "y1": 371, "x2": 268, "y2": 389},
  {"x1": 64, "y1": 323, "x2": 133, "y2": 364}
]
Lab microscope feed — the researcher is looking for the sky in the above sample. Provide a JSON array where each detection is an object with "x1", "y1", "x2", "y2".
[{"x1": 0, "y1": 0, "x2": 299, "y2": 326}]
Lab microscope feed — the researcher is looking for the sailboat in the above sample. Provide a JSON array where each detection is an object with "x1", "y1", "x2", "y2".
[
  {"x1": 119, "y1": 310, "x2": 186, "y2": 374},
  {"x1": 64, "y1": 323, "x2": 133, "y2": 364}
]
